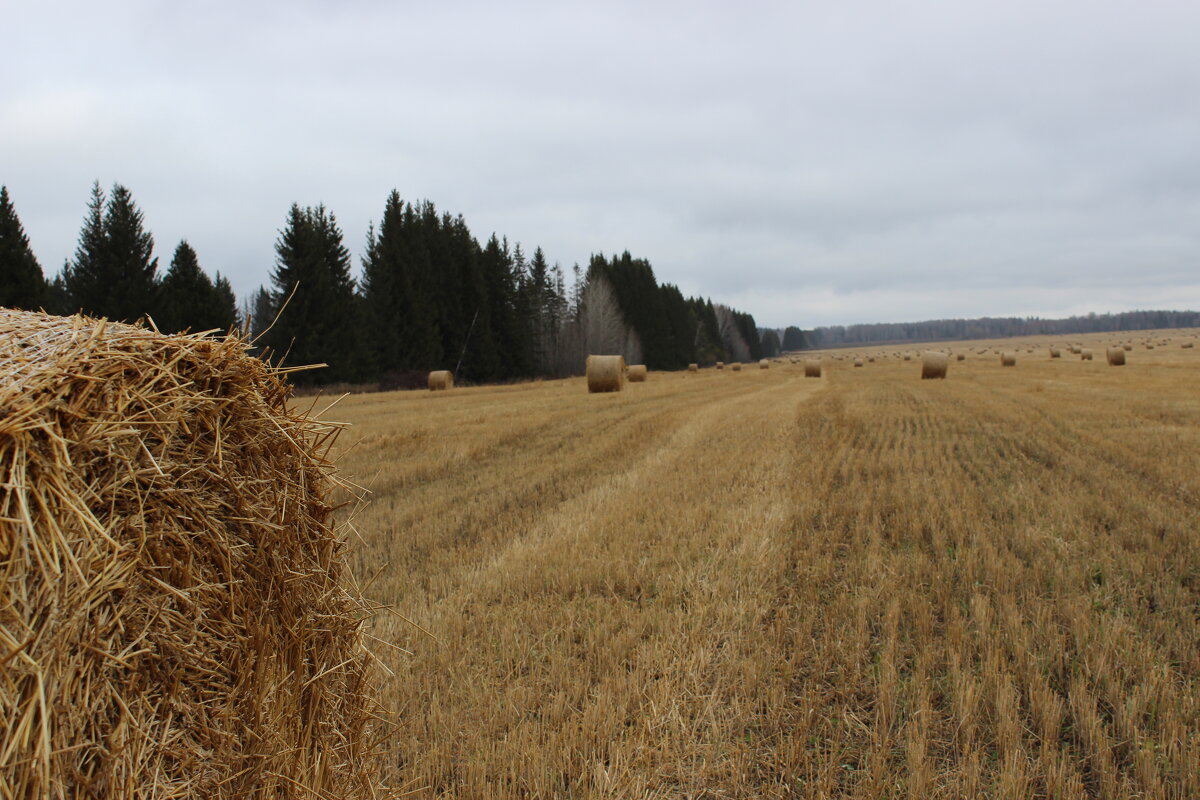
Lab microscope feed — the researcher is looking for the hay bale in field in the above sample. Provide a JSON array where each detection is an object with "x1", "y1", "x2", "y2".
[
  {"x1": 716, "y1": 361, "x2": 725, "y2": 369},
  {"x1": 759, "y1": 359, "x2": 769, "y2": 369},
  {"x1": 1081, "y1": 349, "x2": 1094, "y2": 360},
  {"x1": 1145, "y1": 343, "x2": 1155, "y2": 350},
  {"x1": 1123, "y1": 344, "x2": 1133, "y2": 351},
  {"x1": 1000, "y1": 351, "x2": 1017, "y2": 366},
  {"x1": 903, "y1": 353, "x2": 912, "y2": 361},
  {"x1": 628, "y1": 364, "x2": 649, "y2": 381},
  {"x1": 853, "y1": 358, "x2": 863, "y2": 367},
  {"x1": 0, "y1": 309, "x2": 382, "y2": 799},
  {"x1": 1106, "y1": 347, "x2": 1126, "y2": 366},
  {"x1": 921, "y1": 351, "x2": 949, "y2": 379},
  {"x1": 731, "y1": 362, "x2": 742, "y2": 371},
  {"x1": 956, "y1": 353, "x2": 966, "y2": 361},
  {"x1": 1049, "y1": 347, "x2": 1061, "y2": 358},
  {"x1": 586, "y1": 354, "x2": 625, "y2": 392},
  {"x1": 428, "y1": 369, "x2": 454, "y2": 390},
  {"x1": 1183, "y1": 342, "x2": 1195, "y2": 349},
  {"x1": 867, "y1": 356, "x2": 875, "y2": 362},
  {"x1": 804, "y1": 359, "x2": 821, "y2": 378}
]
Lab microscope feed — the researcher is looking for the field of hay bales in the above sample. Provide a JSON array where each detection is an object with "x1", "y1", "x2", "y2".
[{"x1": 331, "y1": 329, "x2": 1200, "y2": 799}]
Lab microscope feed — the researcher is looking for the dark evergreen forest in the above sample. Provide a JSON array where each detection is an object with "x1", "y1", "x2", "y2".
[{"x1": 0, "y1": 183, "x2": 763, "y2": 386}]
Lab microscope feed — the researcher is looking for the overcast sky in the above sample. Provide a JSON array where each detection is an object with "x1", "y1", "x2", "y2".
[{"x1": 5, "y1": 0, "x2": 1199, "y2": 328}]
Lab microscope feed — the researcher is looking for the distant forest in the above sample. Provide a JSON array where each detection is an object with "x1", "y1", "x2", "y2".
[
  {"x1": 0, "y1": 183, "x2": 766, "y2": 386},
  {"x1": 800, "y1": 311, "x2": 1200, "y2": 349}
]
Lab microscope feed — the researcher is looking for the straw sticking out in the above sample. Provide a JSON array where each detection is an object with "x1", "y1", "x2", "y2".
[{"x1": 0, "y1": 309, "x2": 384, "y2": 799}]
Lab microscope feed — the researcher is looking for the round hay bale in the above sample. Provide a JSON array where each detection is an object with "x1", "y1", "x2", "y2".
[
  {"x1": 903, "y1": 354, "x2": 911, "y2": 361},
  {"x1": 853, "y1": 358, "x2": 863, "y2": 367},
  {"x1": 1123, "y1": 344, "x2": 1132, "y2": 351},
  {"x1": 1000, "y1": 351, "x2": 1017, "y2": 367},
  {"x1": 1081, "y1": 349, "x2": 1093, "y2": 361},
  {"x1": 428, "y1": 369, "x2": 454, "y2": 390},
  {"x1": 867, "y1": 356, "x2": 876, "y2": 363},
  {"x1": 1105, "y1": 347, "x2": 1126, "y2": 366},
  {"x1": 956, "y1": 353, "x2": 966, "y2": 361},
  {"x1": 1145, "y1": 344, "x2": 1155, "y2": 350},
  {"x1": 804, "y1": 359, "x2": 821, "y2": 378},
  {"x1": 1183, "y1": 342, "x2": 1195, "y2": 349},
  {"x1": 759, "y1": 359, "x2": 770, "y2": 369},
  {"x1": 0, "y1": 310, "x2": 382, "y2": 798},
  {"x1": 921, "y1": 351, "x2": 949, "y2": 379},
  {"x1": 716, "y1": 361, "x2": 725, "y2": 369},
  {"x1": 628, "y1": 364, "x2": 649, "y2": 381},
  {"x1": 731, "y1": 362, "x2": 742, "y2": 371},
  {"x1": 1049, "y1": 347, "x2": 1061, "y2": 358},
  {"x1": 586, "y1": 354, "x2": 625, "y2": 392}
]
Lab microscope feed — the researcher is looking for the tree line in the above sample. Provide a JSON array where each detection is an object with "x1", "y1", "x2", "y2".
[
  {"x1": 804, "y1": 310, "x2": 1200, "y2": 348},
  {"x1": 0, "y1": 183, "x2": 762, "y2": 386}
]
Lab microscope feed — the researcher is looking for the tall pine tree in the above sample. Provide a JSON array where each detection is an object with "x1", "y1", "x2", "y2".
[
  {"x1": 264, "y1": 204, "x2": 358, "y2": 384},
  {"x1": 0, "y1": 186, "x2": 46, "y2": 310},
  {"x1": 157, "y1": 240, "x2": 213, "y2": 333},
  {"x1": 62, "y1": 182, "x2": 158, "y2": 322}
]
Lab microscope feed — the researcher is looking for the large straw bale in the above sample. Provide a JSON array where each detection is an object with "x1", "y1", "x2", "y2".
[
  {"x1": 428, "y1": 369, "x2": 454, "y2": 390},
  {"x1": 759, "y1": 359, "x2": 770, "y2": 369},
  {"x1": 853, "y1": 358, "x2": 863, "y2": 367},
  {"x1": 1106, "y1": 347, "x2": 1126, "y2": 366},
  {"x1": 0, "y1": 310, "x2": 383, "y2": 799},
  {"x1": 1081, "y1": 348, "x2": 1094, "y2": 360},
  {"x1": 1049, "y1": 347, "x2": 1061, "y2": 358},
  {"x1": 1000, "y1": 351, "x2": 1017, "y2": 366},
  {"x1": 629, "y1": 364, "x2": 649, "y2": 381},
  {"x1": 686, "y1": 363, "x2": 698, "y2": 373},
  {"x1": 586, "y1": 354, "x2": 625, "y2": 392},
  {"x1": 804, "y1": 359, "x2": 821, "y2": 378},
  {"x1": 921, "y1": 351, "x2": 949, "y2": 379},
  {"x1": 731, "y1": 362, "x2": 742, "y2": 371},
  {"x1": 1182, "y1": 342, "x2": 1194, "y2": 349},
  {"x1": 715, "y1": 361, "x2": 724, "y2": 369},
  {"x1": 956, "y1": 353, "x2": 966, "y2": 361}
]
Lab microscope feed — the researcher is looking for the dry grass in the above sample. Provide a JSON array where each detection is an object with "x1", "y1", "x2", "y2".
[
  {"x1": 329, "y1": 331, "x2": 1200, "y2": 799},
  {"x1": 0, "y1": 309, "x2": 384, "y2": 800}
]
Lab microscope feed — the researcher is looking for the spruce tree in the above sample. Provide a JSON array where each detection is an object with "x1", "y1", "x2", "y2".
[
  {"x1": 0, "y1": 186, "x2": 47, "y2": 310},
  {"x1": 210, "y1": 273, "x2": 238, "y2": 332},
  {"x1": 157, "y1": 240, "x2": 213, "y2": 333},
  {"x1": 265, "y1": 203, "x2": 358, "y2": 384},
  {"x1": 63, "y1": 182, "x2": 158, "y2": 322}
]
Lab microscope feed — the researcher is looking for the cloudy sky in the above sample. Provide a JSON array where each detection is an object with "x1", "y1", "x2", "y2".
[{"x1": 5, "y1": 0, "x2": 1198, "y2": 328}]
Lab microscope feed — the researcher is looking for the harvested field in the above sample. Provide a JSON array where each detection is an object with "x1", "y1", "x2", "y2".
[{"x1": 331, "y1": 333, "x2": 1200, "y2": 799}]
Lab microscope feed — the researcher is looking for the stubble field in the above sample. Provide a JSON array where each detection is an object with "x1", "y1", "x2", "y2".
[{"x1": 323, "y1": 331, "x2": 1200, "y2": 799}]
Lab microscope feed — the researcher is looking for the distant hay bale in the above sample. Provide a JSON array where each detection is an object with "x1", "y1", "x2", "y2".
[
  {"x1": 0, "y1": 309, "x2": 382, "y2": 799},
  {"x1": 1106, "y1": 347, "x2": 1126, "y2": 366},
  {"x1": 853, "y1": 358, "x2": 863, "y2": 367},
  {"x1": 804, "y1": 359, "x2": 822, "y2": 378},
  {"x1": 867, "y1": 356, "x2": 875, "y2": 362},
  {"x1": 1124, "y1": 344, "x2": 1133, "y2": 351},
  {"x1": 1081, "y1": 349, "x2": 1094, "y2": 360},
  {"x1": 716, "y1": 361, "x2": 725, "y2": 369},
  {"x1": 956, "y1": 353, "x2": 966, "y2": 361},
  {"x1": 629, "y1": 364, "x2": 649, "y2": 381},
  {"x1": 731, "y1": 362, "x2": 742, "y2": 371},
  {"x1": 586, "y1": 354, "x2": 625, "y2": 392},
  {"x1": 428, "y1": 369, "x2": 454, "y2": 390},
  {"x1": 759, "y1": 359, "x2": 770, "y2": 369},
  {"x1": 1049, "y1": 347, "x2": 1061, "y2": 358},
  {"x1": 1145, "y1": 344, "x2": 1155, "y2": 350},
  {"x1": 921, "y1": 351, "x2": 949, "y2": 379},
  {"x1": 1183, "y1": 342, "x2": 1195, "y2": 349},
  {"x1": 903, "y1": 354, "x2": 912, "y2": 361},
  {"x1": 1000, "y1": 351, "x2": 1017, "y2": 366}
]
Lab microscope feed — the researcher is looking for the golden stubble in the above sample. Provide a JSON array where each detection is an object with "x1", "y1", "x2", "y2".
[{"x1": 331, "y1": 330, "x2": 1200, "y2": 799}]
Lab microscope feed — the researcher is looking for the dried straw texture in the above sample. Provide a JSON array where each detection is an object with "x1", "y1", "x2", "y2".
[
  {"x1": 428, "y1": 370, "x2": 454, "y2": 390},
  {"x1": 921, "y1": 351, "x2": 949, "y2": 379},
  {"x1": 804, "y1": 360, "x2": 822, "y2": 378},
  {"x1": 853, "y1": 358, "x2": 863, "y2": 367},
  {"x1": 1049, "y1": 347, "x2": 1061, "y2": 358},
  {"x1": 1106, "y1": 347, "x2": 1126, "y2": 366},
  {"x1": 628, "y1": 364, "x2": 648, "y2": 382},
  {"x1": 0, "y1": 310, "x2": 383, "y2": 800},
  {"x1": 1000, "y1": 352, "x2": 1017, "y2": 367},
  {"x1": 731, "y1": 363, "x2": 742, "y2": 372},
  {"x1": 686, "y1": 363, "x2": 698, "y2": 373},
  {"x1": 759, "y1": 359, "x2": 769, "y2": 369},
  {"x1": 586, "y1": 354, "x2": 625, "y2": 392},
  {"x1": 1081, "y1": 349, "x2": 1094, "y2": 361}
]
